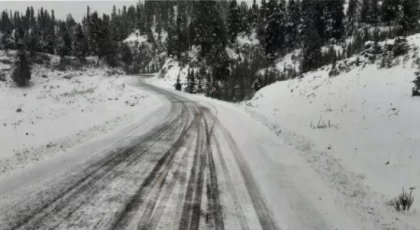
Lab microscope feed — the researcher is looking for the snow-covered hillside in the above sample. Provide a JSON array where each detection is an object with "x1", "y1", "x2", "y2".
[
  {"x1": 0, "y1": 52, "x2": 161, "y2": 176},
  {"x1": 243, "y1": 34, "x2": 420, "y2": 229}
]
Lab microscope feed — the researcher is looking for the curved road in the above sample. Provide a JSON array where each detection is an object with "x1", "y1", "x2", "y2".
[{"x1": 0, "y1": 79, "x2": 279, "y2": 230}]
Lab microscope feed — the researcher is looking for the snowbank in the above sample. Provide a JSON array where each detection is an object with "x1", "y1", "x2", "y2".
[{"x1": 243, "y1": 34, "x2": 420, "y2": 229}]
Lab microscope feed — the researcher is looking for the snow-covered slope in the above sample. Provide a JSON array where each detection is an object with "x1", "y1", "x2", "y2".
[
  {"x1": 243, "y1": 34, "x2": 420, "y2": 229},
  {"x1": 0, "y1": 53, "x2": 161, "y2": 176}
]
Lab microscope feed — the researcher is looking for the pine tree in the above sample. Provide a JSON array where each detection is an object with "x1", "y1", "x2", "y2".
[
  {"x1": 188, "y1": 69, "x2": 196, "y2": 94},
  {"x1": 249, "y1": 0, "x2": 259, "y2": 28},
  {"x1": 346, "y1": 0, "x2": 359, "y2": 36},
  {"x1": 12, "y1": 49, "x2": 31, "y2": 87},
  {"x1": 324, "y1": 0, "x2": 345, "y2": 41},
  {"x1": 191, "y1": 0, "x2": 227, "y2": 56},
  {"x1": 381, "y1": 0, "x2": 400, "y2": 26},
  {"x1": 136, "y1": 3, "x2": 146, "y2": 34},
  {"x1": 57, "y1": 22, "x2": 72, "y2": 57},
  {"x1": 301, "y1": 0, "x2": 323, "y2": 72},
  {"x1": 413, "y1": 59, "x2": 420, "y2": 96},
  {"x1": 369, "y1": 0, "x2": 380, "y2": 25},
  {"x1": 175, "y1": 2, "x2": 188, "y2": 58},
  {"x1": 360, "y1": 0, "x2": 370, "y2": 24},
  {"x1": 89, "y1": 12, "x2": 103, "y2": 60},
  {"x1": 26, "y1": 29, "x2": 40, "y2": 56},
  {"x1": 166, "y1": 11, "x2": 176, "y2": 56},
  {"x1": 74, "y1": 24, "x2": 88, "y2": 61},
  {"x1": 264, "y1": 0, "x2": 285, "y2": 61},
  {"x1": 175, "y1": 74, "x2": 182, "y2": 91},
  {"x1": 227, "y1": 0, "x2": 241, "y2": 43},
  {"x1": 285, "y1": 0, "x2": 300, "y2": 49},
  {"x1": 121, "y1": 43, "x2": 133, "y2": 66},
  {"x1": 400, "y1": 0, "x2": 420, "y2": 35}
]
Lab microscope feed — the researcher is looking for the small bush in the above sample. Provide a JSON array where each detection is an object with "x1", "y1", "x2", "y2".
[
  {"x1": 413, "y1": 59, "x2": 420, "y2": 96},
  {"x1": 175, "y1": 75, "x2": 182, "y2": 91},
  {"x1": 11, "y1": 50, "x2": 31, "y2": 87},
  {"x1": 393, "y1": 37, "x2": 409, "y2": 57},
  {"x1": 393, "y1": 187, "x2": 415, "y2": 212}
]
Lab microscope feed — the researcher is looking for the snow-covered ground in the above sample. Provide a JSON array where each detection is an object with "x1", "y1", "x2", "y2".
[
  {"x1": 242, "y1": 34, "x2": 420, "y2": 229},
  {"x1": 146, "y1": 33, "x2": 420, "y2": 229},
  {"x1": 0, "y1": 54, "x2": 162, "y2": 176}
]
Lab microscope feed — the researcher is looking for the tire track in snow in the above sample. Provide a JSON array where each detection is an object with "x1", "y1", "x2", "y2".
[
  {"x1": 218, "y1": 122, "x2": 279, "y2": 230},
  {"x1": 110, "y1": 107, "x2": 201, "y2": 230},
  {"x1": 203, "y1": 114, "x2": 225, "y2": 230},
  {"x1": 0, "y1": 80, "x2": 280, "y2": 230},
  {"x1": 3, "y1": 101, "x2": 187, "y2": 230}
]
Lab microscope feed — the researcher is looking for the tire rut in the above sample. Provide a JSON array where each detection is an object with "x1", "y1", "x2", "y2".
[{"x1": 1, "y1": 81, "x2": 280, "y2": 230}]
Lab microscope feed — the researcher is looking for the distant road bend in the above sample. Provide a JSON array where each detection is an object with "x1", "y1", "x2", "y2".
[{"x1": 0, "y1": 75, "x2": 279, "y2": 230}]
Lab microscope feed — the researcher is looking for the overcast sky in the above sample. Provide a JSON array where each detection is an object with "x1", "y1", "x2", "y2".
[{"x1": 1, "y1": 0, "x2": 258, "y2": 22}]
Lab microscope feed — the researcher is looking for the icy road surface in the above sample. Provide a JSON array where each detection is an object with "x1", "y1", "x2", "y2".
[
  {"x1": 0, "y1": 78, "x2": 282, "y2": 230},
  {"x1": 0, "y1": 75, "x2": 362, "y2": 230}
]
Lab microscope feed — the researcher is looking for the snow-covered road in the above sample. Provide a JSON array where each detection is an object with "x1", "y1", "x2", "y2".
[
  {"x1": 0, "y1": 77, "x2": 281, "y2": 230},
  {"x1": 0, "y1": 76, "x2": 367, "y2": 230}
]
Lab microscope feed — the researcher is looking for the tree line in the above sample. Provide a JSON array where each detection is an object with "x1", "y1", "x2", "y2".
[{"x1": 1, "y1": 0, "x2": 420, "y2": 97}]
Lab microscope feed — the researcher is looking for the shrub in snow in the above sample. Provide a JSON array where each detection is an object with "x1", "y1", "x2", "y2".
[
  {"x1": 329, "y1": 61, "x2": 339, "y2": 77},
  {"x1": 0, "y1": 72, "x2": 6, "y2": 82},
  {"x1": 11, "y1": 50, "x2": 31, "y2": 87},
  {"x1": 413, "y1": 59, "x2": 420, "y2": 97},
  {"x1": 175, "y1": 75, "x2": 182, "y2": 91},
  {"x1": 392, "y1": 37, "x2": 409, "y2": 57},
  {"x1": 393, "y1": 187, "x2": 415, "y2": 212}
]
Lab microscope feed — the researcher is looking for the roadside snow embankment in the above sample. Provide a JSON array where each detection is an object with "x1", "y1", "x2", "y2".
[
  {"x1": 0, "y1": 60, "x2": 160, "y2": 176},
  {"x1": 243, "y1": 35, "x2": 420, "y2": 229}
]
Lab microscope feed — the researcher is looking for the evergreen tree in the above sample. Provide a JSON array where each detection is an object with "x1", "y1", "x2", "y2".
[
  {"x1": 300, "y1": 0, "x2": 323, "y2": 72},
  {"x1": 400, "y1": 0, "x2": 420, "y2": 34},
  {"x1": 136, "y1": 3, "x2": 146, "y2": 34},
  {"x1": 324, "y1": 0, "x2": 345, "y2": 41},
  {"x1": 101, "y1": 14, "x2": 118, "y2": 67},
  {"x1": 264, "y1": 0, "x2": 285, "y2": 61},
  {"x1": 191, "y1": 0, "x2": 227, "y2": 56},
  {"x1": 26, "y1": 29, "x2": 41, "y2": 56},
  {"x1": 227, "y1": 0, "x2": 241, "y2": 43},
  {"x1": 360, "y1": 0, "x2": 370, "y2": 24},
  {"x1": 166, "y1": 10, "x2": 176, "y2": 56},
  {"x1": 73, "y1": 24, "x2": 88, "y2": 61},
  {"x1": 175, "y1": 74, "x2": 182, "y2": 91},
  {"x1": 187, "y1": 69, "x2": 196, "y2": 93},
  {"x1": 175, "y1": 2, "x2": 188, "y2": 58},
  {"x1": 346, "y1": 0, "x2": 359, "y2": 36},
  {"x1": 121, "y1": 43, "x2": 133, "y2": 66},
  {"x1": 209, "y1": 44, "x2": 230, "y2": 81},
  {"x1": 369, "y1": 0, "x2": 381, "y2": 25},
  {"x1": 249, "y1": 0, "x2": 259, "y2": 28},
  {"x1": 89, "y1": 12, "x2": 105, "y2": 62},
  {"x1": 413, "y1": 59, "x2": 420, "y2": 96},
  {"x1": 381, "y1": 0, "x2": 400, "y2": 26},
  {"x1": 12, "y1": 49, "x2": 31, "y2": 87},
  {"x1": 57, "y1": 22, "x2": 72, "y2": 57},
  {"x1": 285, "y1": 0, "x2": 300, "y2": 49}
]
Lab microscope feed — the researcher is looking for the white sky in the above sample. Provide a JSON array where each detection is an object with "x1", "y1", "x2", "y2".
[{"x1": 0, "y1": 0, "x2": 258, "y2": 22}]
